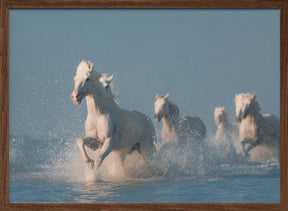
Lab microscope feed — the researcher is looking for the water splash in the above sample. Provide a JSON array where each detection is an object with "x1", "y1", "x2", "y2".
[{"x1": 9, "y1": 133, "x2": 280, "y2": 184}]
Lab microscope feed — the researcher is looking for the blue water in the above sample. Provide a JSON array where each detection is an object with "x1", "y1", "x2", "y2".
[
  {"x1": 10, "y1": 175, "x2": 279, "y2": 203},
  {"x1": 9, "y1": 136, "x2": 280, "y2": 203}
]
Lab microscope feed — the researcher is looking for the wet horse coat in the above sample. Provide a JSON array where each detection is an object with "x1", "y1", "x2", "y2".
[
  {"x1": 214, "y1": 107, "x2": 237, "y2": 142},
  {"x1": 154, "y1": 94, "x2": 207, "y2": 145},
  {"x1": 71, "y1": 60, "x2": 156, "y2": 169},
  {"x1": 214, "y1": 106, "x2": 240, "y2": 155},
  {"x1": 234, "y1": 93, "x2": 280, "y2": 161}
]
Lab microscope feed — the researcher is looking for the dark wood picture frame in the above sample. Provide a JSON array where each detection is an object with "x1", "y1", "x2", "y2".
[{"x1": 1, "y1": 0, "x2": 287, "y2": 210}]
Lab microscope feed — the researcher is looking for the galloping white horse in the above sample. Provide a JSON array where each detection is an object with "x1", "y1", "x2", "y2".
[
  {"x1": 214, "y1": 107, "x2": 237, "y2": 142},
  {"x1": 71, "y1": 60, "x2": 156, "y2": 169},
  {"x1": 234, "y1": 93, "x2": 280, "y2": 160},
  {"x1": 154, "y1": 93, "x2": 207, "y2": 145},
  {"x1": 214, "y1": 107, "x2": 240, "y2": 155}
]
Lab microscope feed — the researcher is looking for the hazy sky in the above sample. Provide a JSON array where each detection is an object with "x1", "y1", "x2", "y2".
[{"x1": 9, "y1": 9, "x2": 280, "y2": 138}]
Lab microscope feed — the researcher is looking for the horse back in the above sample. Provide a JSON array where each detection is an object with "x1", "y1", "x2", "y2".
[
  {"x1": 260, "y1": 114, "x2": 280, "y2": 143},
  {"x1": 180, "y1": 115, "x2": 207, "y2": 140},
  {"x1": 263, "y1": 114, "x2": 280, "y2": 129},
  {"x1": 117, "y1": 109, "x2": 156, "y2": 151},
  {"x1": 241, "y1": 113, "x2": 280, "y2": 146}
]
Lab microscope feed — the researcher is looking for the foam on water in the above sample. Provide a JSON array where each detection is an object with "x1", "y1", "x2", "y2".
[{"x1": 9, "y1": 132, "x2": 280, "y2": 184}]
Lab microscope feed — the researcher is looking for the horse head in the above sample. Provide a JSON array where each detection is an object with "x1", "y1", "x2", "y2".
[
  {"x1": 71, "y1": 60, "x2": 115, "y2": 104},
  {"x1": 234, "y1": 93, "x2": 260, "y2": 122},
  {"x1": 154, "y1": 93, "x2": 180, "y2": 122},
  {"x1": 154, "y1": 93, "x2": 169, "y2": 122},
  {"x1": 214, "y1": 107, "x2": 228, "y2": 126}
]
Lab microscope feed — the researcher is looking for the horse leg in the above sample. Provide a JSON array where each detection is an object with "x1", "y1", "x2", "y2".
[
  {"x1": 94, "y1": 137, "x2": 113, "y2": 169},
  {"x1": 241, "y1": 138, "x2": 251, "y2": 157},
  {"x1": 245, "y1": 139, "x2": 261, "y2": 155},
  {"x1": 77, "y1": 137, "x2": 103, "y2": 166},
  {"x1": 84, "y1": 137, "x2": 103, "y2": 151}
]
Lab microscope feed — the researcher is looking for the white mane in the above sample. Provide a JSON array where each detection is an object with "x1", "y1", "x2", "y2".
[
  {"x1": 76, "y1": 60, "x2": 118, "y2": 102},
  {"x1": 234, "y1": 92, "x2": 260, "y2": 120},
  {"x1": 214, "y1": 107, "x2": 225, "y2": 116},
  {"x1": 99, "y1": 73, "x2": 119, "y2": 103},
  {"x1": 76, "y1": 60, "x2": 92, "y2": 75},
  {"x1": 214, "y1": 107, "x2": 227, "y2": 124}
]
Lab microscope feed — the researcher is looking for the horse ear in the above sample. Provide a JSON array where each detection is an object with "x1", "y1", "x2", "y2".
[
  {"x1": 164, "y1": 93, "x2": 169, "y2": 99},
  {"x1": 252, "y1": 93, "x2": 257, "y2": 100},
  {"x1": 107, "y1": 74, "x2": 114, "y2": 82},
  {"x1": 99, "y1": 76, "x2": 108, "y2": 88},
  {"x1": 87, "y1": 61, "x2": 93, "y2": 72}
]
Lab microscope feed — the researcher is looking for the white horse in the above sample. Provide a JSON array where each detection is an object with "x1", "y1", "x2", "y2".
[
  {"x1": 154, "y1": 93, "x2": 207, "y2": 145},
  {"x1": 214, "y1": 107, "x2": 237, "y2": 141},
  {"x1": 214, "y1": 107, "x2": 240, "y2": 155},
  {"x1": 71, "y1": 60, "x2": 156, "y2": 169},
  {"x1": 234, "y1": 93, "x2": 280, "y2": 161}
]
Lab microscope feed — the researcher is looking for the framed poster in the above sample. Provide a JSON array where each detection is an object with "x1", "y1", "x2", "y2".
[{"x1": 1, "y1": 0, "x2": 287, "y2": 210}]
